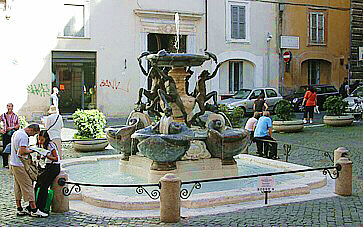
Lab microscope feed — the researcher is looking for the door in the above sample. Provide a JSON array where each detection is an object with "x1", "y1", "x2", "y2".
[{"x1": 52, "y1": 51, "x2": 96, "y2": 114}]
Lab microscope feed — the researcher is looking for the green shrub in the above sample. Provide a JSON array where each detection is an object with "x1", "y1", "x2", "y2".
[
  {"x1": 323, "y1": 96, "x2": 348, "y2": 116},
  {"x1": 72, "y1": 109, "x2": 106, "y2": 139},
  {"x1": 218, "y1": 104, "x2": 245, "y2": 127},
  {"x1": 272, "y1": 100, "x2": 295, "y2": 121},
  {"x1": 19, "y1": 116, "x2": 29, "y2": 129}
]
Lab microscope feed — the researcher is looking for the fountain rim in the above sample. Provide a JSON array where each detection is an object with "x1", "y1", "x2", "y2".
[{"x1": 146, "y1": 53, "x2": 210, "y2": 67}]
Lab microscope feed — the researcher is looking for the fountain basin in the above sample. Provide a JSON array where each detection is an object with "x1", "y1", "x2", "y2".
[
  {"x1": 147, "y1": 53, "x2": 210, "y2": 67},
  {"x1": 131, "y1": 125, "x2": 194, "y2": 163},
  {"x1": 62, "y1": 154, "x2": 328, "y2": 210}
]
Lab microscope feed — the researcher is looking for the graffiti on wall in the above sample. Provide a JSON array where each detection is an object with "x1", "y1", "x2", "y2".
[
  {"x1": 27, "y1": 83, "x2": 51, "y2": 97},
  {"x1": 99, "y1": 79, "x2": 130, "y2": 93}
]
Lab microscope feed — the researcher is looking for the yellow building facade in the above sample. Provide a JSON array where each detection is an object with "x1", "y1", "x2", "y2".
[{"x1": 280, "y1": 0, "x2": 350, "y2": 93}]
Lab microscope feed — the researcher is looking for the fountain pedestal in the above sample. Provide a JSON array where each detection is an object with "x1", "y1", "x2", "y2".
[
  {"x1": 163, "y1": 67, "x2": 195, "y2": 122},
  {"x1": 119, "y1": 155, "x2": 237, "y2": 183}
]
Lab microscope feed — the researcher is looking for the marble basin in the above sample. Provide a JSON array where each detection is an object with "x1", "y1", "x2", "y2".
[
  {"x1": 131, "y1": 125, "x2": 194, "y2": 163},
  {"x1": 146, "y1": 53, "x2": 210, "y2": 67}
]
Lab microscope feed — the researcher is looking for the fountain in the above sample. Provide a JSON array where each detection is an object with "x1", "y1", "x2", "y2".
[{"x1": 62, "y1": 14, "x2": 335, "y2": 215}]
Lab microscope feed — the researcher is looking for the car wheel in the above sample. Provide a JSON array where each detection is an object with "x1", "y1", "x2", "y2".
[{"x1": 237, "y1": 106, "x2": 246, "y2": 117}]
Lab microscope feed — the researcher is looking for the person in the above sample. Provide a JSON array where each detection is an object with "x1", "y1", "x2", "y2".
[
  {"x1": 302, "y1": 86, "x2": 317, "y2": 124},
  {"x1": 245, "y1": 112, "x2": 260, "y2": 144},
  {"x1": 253, "y1": 95, "x2": 268, "y2": 114},
  {"x1": 34, "y1": 130, "x2": 60, "y2": 214},
  {"x1": 253, "y1": 111, "x2": 277, "y2": 159},
  {"x1": 1, "y1": 103, "x2": 20, "y2": 168},
  {"x1": 44, "y1": 105, "x2": 63, "y2": 159},
  {"x1": 50, "y1": 87, "x2": 59, "y2": 111},
  {"x1": 243, "y1": 112, "x2": 260, "y2": 154},
  {"x1": 339, "y1": 78, "x2": 348, "y2": 98},
  {"x1": 9, "y1": 124, "x2": 48, "y2": 217}
]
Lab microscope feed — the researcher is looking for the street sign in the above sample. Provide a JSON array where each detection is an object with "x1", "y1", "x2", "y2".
[
  {"x1": 283, "y1": 51, "x2": 292, "y2": 63},
  {"x1": 281, "y1": 36, "x2": 299, "y2": 49},
  {"x1": 257, "y1": 176, "x2": 275, "y2": 192}
]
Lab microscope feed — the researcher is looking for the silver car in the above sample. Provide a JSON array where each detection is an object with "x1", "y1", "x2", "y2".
[
  {"x1": 344, "y1": 85, "x2": 363, "y2": 112},
  {"x1": 219, "y1": 87, "x2": 283, "y2": 115}
]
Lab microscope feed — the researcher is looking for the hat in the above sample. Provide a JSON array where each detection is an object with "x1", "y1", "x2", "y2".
[{"x1": 48, "y1": 105, "x2": 58, "y2": 114}]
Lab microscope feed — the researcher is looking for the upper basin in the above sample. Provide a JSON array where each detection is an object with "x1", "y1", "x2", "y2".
[{"x1": 146, "y1": 53, "x2": 210, "y2": 67}]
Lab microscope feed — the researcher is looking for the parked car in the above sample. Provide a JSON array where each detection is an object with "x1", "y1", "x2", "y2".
[
  {"x1": 219, "y1": 87, "x2": 283, "y2": 115},
  {"x1": 284, "y1": 84, "x2": 339, "y2": 111},
  {"x1": 344, "y1": 85, "x2": 363, "y2": 112}
]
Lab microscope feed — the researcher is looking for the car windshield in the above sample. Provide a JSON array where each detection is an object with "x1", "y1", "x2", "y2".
[
  {"x1": 351, "y1": 86, "x2": 363, "y2": 97},
  {"x1": 232, "y1": 89, "x2": 252, "y2": 99},
  {"x1": 295, "y1": 86, "x2": 307, "y2": 94}
]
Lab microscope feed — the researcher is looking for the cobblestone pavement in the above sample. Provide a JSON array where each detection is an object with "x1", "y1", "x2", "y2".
[{"x1": 0, "y1": 118, "x2": 362, "y2": 226}]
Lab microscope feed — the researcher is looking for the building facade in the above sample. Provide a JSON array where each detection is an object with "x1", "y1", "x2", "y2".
[
  {"x1": 279, "y1": 0, "x2": 350, "y2": 94},
  {"x1": 350, "y1": 0, "x2": 363, "y2": 81},
  {"x1": 0, "y1": 0, "x2": 279, "y2": 119}
]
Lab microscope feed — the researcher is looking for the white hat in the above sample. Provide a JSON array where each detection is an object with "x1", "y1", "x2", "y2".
[{"x1": 48, "y1": 105, "x2": 58, "y2": 114}]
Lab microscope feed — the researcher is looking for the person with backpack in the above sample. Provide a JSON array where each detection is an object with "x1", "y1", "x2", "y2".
[
  {"x1": 44, "y1": 105, "x2": 63, "y2": 159},
  {"x1": 1, "y1": 103, "x2": 20, "y2": 168},
  {"x1": 34, "y1": 130, "x2": 60, "y2": 215}
]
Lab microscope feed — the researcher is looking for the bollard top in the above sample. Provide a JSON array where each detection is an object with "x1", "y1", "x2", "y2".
[
  {"x1": 160, "y1": 173, "x2": 181, "y2": 182},
  {"x1": 336, "y1": 157, "x2": 352, "y2": 164},
  {"x1": 335, "y1": 147, "x2": 348, "y2": 153}
]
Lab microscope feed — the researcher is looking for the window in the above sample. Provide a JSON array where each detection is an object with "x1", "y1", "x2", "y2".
[
  {"x1": 250, "y1": 89, "x2": 264, "y2": 99},
  {"x1": 59, "y1": 0, "x2": 90, "y2": 38},
  {"x1": 266, "y1": 89, "x2": 277, "y2": 98},
  {"x1": 229, "y1": 61, "x2": 243, "y2": 92},
  {"x1": 309, "y1": 12, "x2": 325, "y2": 44},
  {"x1": 226, "y1": 1, "x2": 250, "y2": 42},
  {"x1": 325, "y1": 86, "x2": 338, "y2": 93}
]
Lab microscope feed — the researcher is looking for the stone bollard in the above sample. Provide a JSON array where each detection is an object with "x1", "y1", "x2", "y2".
[
  {"x1": 335, "y1": 157, "x2": 352, "y2": 196},
  {"x1": 334, "y1": 147, "x2": 348, "y2": 166},
  {"x1": 160, "y1": 173, "x2": 181, "y2": 223},
  {"x1": 51, "y1": 171, "x2": 69, "y2": 213}
]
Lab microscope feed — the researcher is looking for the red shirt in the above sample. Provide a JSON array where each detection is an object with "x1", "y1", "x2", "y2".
[{"x1": 304, "y1": 91, "x2": 317, "y2": 106}]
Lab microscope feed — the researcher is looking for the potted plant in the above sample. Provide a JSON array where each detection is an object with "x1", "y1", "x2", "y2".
[
  {"x1": 72, "y1": 109, "x2": 109, "y2": 152},
  {"x1": 323, "y1": 96, "x2": 353, "y2": 127},
  {"x1": 272, "y1": 100, "x2": 304, "y2": 133}
]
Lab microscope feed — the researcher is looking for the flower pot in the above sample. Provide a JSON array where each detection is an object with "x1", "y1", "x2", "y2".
[
  {"x1": 323, "y1": 115, "x2": 354, "y2": 127},
  {"x1": 272, "y1": 120, "x2": 304, "y2": 133},
  {"x1": 73, "y1": 138, "x2": 109, "y2": 152}
]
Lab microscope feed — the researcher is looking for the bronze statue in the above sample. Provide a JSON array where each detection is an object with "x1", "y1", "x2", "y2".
[
  {"x1": 188, "y1": 62, "x2": 222, "y2": 127},
  {"x1": 135, "y1": 52, "x2": 164, "y2": 117},
  {"x1": 152, "y1": 65, "x2": 189, "y2": 125}
]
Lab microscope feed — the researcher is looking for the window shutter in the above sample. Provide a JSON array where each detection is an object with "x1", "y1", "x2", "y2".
[
  {"x1": 239, "y1": 6, "x2": 246, "y2": 39},
  {"x1": 318, "y1": 14, "x2": 324, "y2": 43},
  {"x1": 231, "y1": 6, "x2": 239, "y2": 39},
  {"x1": 310, "y1": 13, "x2": 317, "y2": 43}
]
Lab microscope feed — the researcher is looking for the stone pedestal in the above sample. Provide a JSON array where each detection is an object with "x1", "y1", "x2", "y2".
[
  {"x1": 334, "y1": 147, "x2": 348, "y2": 166},
  {"x1": 160, "y1": 174, "x2": 181, "y2": 223},
  {"x1": 51, "y1": 171, "x2": 69, "y2": 213},
  {"x1": 166, "y1": 67, "x2": 195, "y2": 122},
  {"x1": 335, "y1": 157, "x2": 352, "y2": 196},
  {"x1": 120, "y1": 156, "x2": 237, "y2": 183}
]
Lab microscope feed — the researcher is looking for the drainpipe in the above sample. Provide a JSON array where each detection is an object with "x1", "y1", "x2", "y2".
[
  {"x1": 348, "y1": 0, "x2": 352, "y2": 86},
  {"x1": 204, "y1": 0, "x2": 208, "y2": 51}
]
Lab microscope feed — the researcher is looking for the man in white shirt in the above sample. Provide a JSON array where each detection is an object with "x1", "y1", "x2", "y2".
[
  {"x1": 50, "y1": 87, "x2": 59, "y2": 110},
  {"x1": 10, "y1": 124, "x2": 48, "y2": 217},
  {"x1": 44, "y1": 105, "x2": 63, "y2": 159}
]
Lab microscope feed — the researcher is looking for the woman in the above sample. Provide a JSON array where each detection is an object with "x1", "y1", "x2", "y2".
[
  {"x1": 302, "y1": 86, "x2": 317, "y2": 124},
  {"x1": 253, "y1": 94, "x2": 268, "y2": 114},
  {"x1": 34, "y1": 130, "x2": 60, "y2": 214}
]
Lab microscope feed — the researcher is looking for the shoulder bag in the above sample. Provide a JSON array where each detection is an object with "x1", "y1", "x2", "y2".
[{"x1": 19, "y1": 154, "x2": 38, "y2": 181}]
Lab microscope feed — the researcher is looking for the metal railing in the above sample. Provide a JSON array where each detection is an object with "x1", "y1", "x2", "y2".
[{"x1": 58, "y1": 164, "x2": 341, "y2": 203}]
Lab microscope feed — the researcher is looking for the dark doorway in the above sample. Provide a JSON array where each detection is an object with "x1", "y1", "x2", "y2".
[{"x1": 52, "y1": 51, "x2": 96, "y2": 114}]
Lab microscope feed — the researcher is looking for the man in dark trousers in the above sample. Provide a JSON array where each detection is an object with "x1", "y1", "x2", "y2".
[
  {"x1": 0, "y1": 103, "x2": 20, "y2": 168},
  {"x1": 253, "y1": 111, "x2": 278, "y2": 159}
]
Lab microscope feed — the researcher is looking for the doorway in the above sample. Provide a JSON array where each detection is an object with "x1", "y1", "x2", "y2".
[{"x1": 52, "y1": 51, "x2": 96, "y2": 114}]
